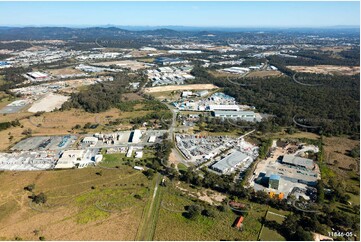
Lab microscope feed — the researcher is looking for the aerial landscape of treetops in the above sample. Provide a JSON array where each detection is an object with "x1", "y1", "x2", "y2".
[{"x1": 190, "y1": 60, "x2": 360, "y2": 137}]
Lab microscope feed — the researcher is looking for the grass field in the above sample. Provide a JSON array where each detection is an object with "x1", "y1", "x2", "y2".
[
  {"x1": 0, "y1": 166, "x2": 154, "y2": 240},
  {"x1": 153, "y1": 182, "x2": 267, "y2": 241},
  {"x1": 259, "y1": 209, "x2": 288, "y2": 241},
  {"x1": 323, "y1": 136, "x2": 359, "y2": 170},
  {"x1": 100, "y1": 153, "x2": 127, "y2": 168},
  {"x1": 48, "y1": 68, "x2": 84, "y2": 76},
  {"x1": 0, "y1": 75, "x2": 6, "y2": 86},
  {"x1": 266, "y1": 130, "x2": 320, "y2": 140},
  {"x1": 148, "y1": 90, "x2": 180, "y2": 101},
  {"x1": 135, "y1": 174, "x2": 162, "y2": 241},
  {"x1": 177, "y1": 163, "x2": 188, "y2": 173}
]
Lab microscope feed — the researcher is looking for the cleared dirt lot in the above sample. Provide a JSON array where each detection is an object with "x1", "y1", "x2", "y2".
[
  {"x1": 287, "y1": 65, "x2": 360, "y2": 76},
  {"x1": 28, "y1": 93, "x2": 69, "y2": 113},
  {"x1": 320, "y1": 46, "x2": 352, "y2": 53},
  {"x1": 144, "y1": 84, "x2": 218, "y2": 93},
  {"x1": 48, "y1": 68, "x2": 84, "y2": 76},
  {"x1": 246, "y1": 70, "x2": 283, "y2": 78}
]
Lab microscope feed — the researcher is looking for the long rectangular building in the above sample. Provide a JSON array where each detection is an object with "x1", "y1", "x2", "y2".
[
  {"x1": 212, "y1": 151, "x2": 250, "y2": 174},
  {"x1": 207, "y1": 105, "x2": 240, "y2": 111},
  {"x1": 212, "y1": 110, "x2": 257, "y2": 122},
  {"x1": 282, "y1": 154, "x2": 315, "y2": 170}
]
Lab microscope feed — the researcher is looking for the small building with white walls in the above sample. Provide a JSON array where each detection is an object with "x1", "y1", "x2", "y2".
[
  {"x1": 148, "y1": 136, "x2": 156, "y2": 143},
  {"x1": 82, "y1": 136, "x2": 98, "y2": 146},
  {"x1": 127, "y1": 147, "x2": 133, "y2": 157},
  {"x1": 130, "y1": 130, "x2": 142, "y2": 143},
  {"x1": 135, "y1": 151, "x2": 143, "y2": 159},
  {"x1": 134, "y1": 166, "x2": 145, "y2": 171},
  {"x1": 55, "y1": 150, "x2": 85, "y2": 169}
]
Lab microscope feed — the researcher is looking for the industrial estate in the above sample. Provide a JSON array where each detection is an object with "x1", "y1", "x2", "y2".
[{"x1": 0, "y1": 5, "x2": 359, "y2": 241}]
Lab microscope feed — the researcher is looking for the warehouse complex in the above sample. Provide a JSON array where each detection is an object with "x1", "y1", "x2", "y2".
[{"x1": 251, "y1": 141, "x2": 321, "y2": 200}]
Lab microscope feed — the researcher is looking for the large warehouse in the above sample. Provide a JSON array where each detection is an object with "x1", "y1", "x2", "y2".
[
  {"x1": 212, "y1": 151, "x2": 250, "y2": 174},
  {"x1": 155, "y1": 57, "x2": 188, "y2": 65},
  {"x1": 26, "y1": 71, "x2": 49, "y2": 80},
  {"x1": 207, "y1": 105, "x2": 240, "y2": 112},
  {"x1": 212, "y1": 110, "x2": 257, "y2": 122},
  {"x1": 281, "y1": 154, "x2": 315, "y2": 170}
]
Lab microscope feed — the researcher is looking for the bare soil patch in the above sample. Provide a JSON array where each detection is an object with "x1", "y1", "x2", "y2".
[
  {"x1": 323, "y1": 136, "x2": 359, "y2": 171},
  {"x1": 247, "y1": 70, "x2": 282, "y2": 78},
  {"x1": 48, "y1": 68, "x2": 83, "y2": 76},
  {"x1": 287, "y1": 65, "x2": 360, "y2": 76}
]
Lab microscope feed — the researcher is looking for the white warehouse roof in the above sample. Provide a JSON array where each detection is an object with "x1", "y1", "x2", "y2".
[
  {"x1": 212, "y1": 151, "x2": 249, "y2": 174},
  {"x1": 208, "y1": 105, "x2": 240, "y2": 111}
]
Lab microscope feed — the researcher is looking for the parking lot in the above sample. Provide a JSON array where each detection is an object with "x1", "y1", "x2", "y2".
[{"x1": 11, "y1": 135, "x2": 77, "y2": 151}]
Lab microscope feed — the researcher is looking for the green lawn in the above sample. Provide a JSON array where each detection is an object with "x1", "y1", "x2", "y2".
[
  {"x1": 100, "y1": 153, "x2": 128, "y2": 168},
  {"x1": 75, "y1": 185, "x2": 149, "y2": 224},
  {"x1": 319, "y1": 162, "x2": 336, "y2": 179},
  {"x1": 347, "y1": 192, "x2": 360, "y2": 205},
  {"x1": 268, "y1": 207, "x2": 290, "y2": 217},
  {"x1": 259, "y1": 210, "x2": 287, "y2": 241},
  {"x1": 177, "y1": 163, "x2": 188, "y2": 173},
  {"x1": 136, "y1": 174, "x2": 162, "y2": 241}
]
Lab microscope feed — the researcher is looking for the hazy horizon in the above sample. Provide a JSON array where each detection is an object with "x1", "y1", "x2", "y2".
[{"x1": 0, "y1": 1, "x2": 359, "y2": 28}]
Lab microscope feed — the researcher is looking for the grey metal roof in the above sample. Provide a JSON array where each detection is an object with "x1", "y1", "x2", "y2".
[
  {"x1": 212, "y1": 151, "x2": 249, "y2": 173},
  {"x1": 213, "y1": 110, "x2": 255, "y2": 116},
  {"x1": 282, "y1": 154, "x2": 314, "y2": 169}
]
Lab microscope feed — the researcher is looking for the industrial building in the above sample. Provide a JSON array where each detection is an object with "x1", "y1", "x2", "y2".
[
  {"x1": 268, "y1": 174, "x2": 281, "y2": 189},
  {"x1": 82, "y1": 137, "x2": 98, "y2": 146},
  {"x1": 127, "y1": 147, "x2": 133, "y2": 157},
  {"x1": 222, "y1": 67, "x2": 250, "y2": 74},
  {"x1": 148, "y1": 136, "x2": 156, "y2": 143},
  {"x1": 0, "y1": 151, "x2": 56, "y2": 171},
  {"x1": 129, "y1": 130, "x2": 142, "y2": 143},
  {"x1": 135, "y1": 151, "x2": 143, "y2": 158},
  {"x1": 182, "y1": 91, "x2": 193, "y2": 97},
  {"x1": 281, "y1": 154, "x2": 315, "y2": 170},
  {"x1": 0, "y1": 61, "x2": 11, "y2": 68},
  {"x1": 197, "y1": 90, "x2": 209, "y2": 97},
  {"x1": 26, "y1": 71, "x2": 49, "y2": 81},
  {"x1": 207, "y1": 105, "x2": 240, "y2": 112},
  {"x1": 168, "y1": 50, "x2": 202, "y2": 54},
  {"x1": 55, "y1": 150, "x2": 85, "y2": 169},
  {"x1": 212, "y1": 110, "x2": 257, "y2": 122},
  {"x1": 154, "y1": 57, "x2": 188, "y2": 65},
  {"x1": 211, "y1": 151, "x2": 250, "y2": 174}
]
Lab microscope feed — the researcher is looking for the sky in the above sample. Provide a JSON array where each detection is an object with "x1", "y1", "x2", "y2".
[{"x1": 0, "y1": 1, "x2": 359, "y2": 28}]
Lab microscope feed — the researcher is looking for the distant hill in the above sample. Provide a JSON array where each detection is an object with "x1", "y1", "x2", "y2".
[
  {"x1": 0, "y1": 26, "x2": 189, "y2": 40},
  {"x1": 0, "y1": 26, "x2": 358, "y2": 41}
]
